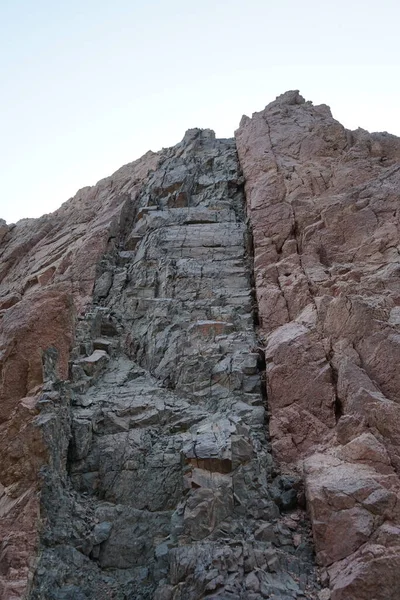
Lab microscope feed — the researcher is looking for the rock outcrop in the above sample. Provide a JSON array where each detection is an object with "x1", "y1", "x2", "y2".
[
  {"x1": 1, "y1": 128, "x2": 321, "y2": 599},
  {"x1": 0, "y1": 151, "x2": 159, "y2": 599},
  {"x1": 236, "y1": 90, "x2": 400, "y2": 600},
  {"x1": 1, "y1": 91, "x2": 400, "y2": 600}
]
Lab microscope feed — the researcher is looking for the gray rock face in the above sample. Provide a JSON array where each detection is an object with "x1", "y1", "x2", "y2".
[{"x1": 30, "y1": 130, "x2": 321, "y2": 599}]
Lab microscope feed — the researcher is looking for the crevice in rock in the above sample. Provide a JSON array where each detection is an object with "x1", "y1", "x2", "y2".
[
  {"x1": 245, "y1": 218, "x2": 260, "y2": 330},
  {"x1": 329, "y1": 360, "x2": 343, "y2": 423}
]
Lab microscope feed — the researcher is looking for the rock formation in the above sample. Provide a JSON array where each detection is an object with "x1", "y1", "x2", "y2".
[
  {"x1": 0, "y1": 92, "x2": 400, "y2": 599},
  {"x1": 236, "y1": 90, "x2": 400, "y2": 600}
]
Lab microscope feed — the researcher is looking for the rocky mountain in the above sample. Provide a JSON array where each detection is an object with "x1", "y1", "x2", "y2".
[{"x1": 1, "y1": 91, "x2": 400, "y2": 600}]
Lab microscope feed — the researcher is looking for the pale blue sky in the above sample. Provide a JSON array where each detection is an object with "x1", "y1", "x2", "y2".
[{"x1": 1, "y1": 0, "x2": 399, "y2": 223}]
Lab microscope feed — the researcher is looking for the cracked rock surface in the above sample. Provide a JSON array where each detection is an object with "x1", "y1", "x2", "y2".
[
  {"x1": 0, "y1": 147, "x2": 159, "y2": 600},
  {"x1": 236, "y1": 90, "x2": 400, "y2": 600},
  {"x1": 0, "y1": 128, "x2": 322, "y2": 599},
  {"x1": 35, "y1": 130, "x2": 320, "y2": 599},
  {"x1": 1, "y1": 91, "x2": 400, "y2": 600}
]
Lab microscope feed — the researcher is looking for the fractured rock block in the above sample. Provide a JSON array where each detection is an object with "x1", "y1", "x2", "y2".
[{"x1": 77, "y1": 350, "x2": 109, "y2": 378}]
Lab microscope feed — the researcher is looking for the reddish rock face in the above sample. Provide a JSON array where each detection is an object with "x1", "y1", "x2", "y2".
[
  {"x1": 236, "y1": 90, "x2": 400, "y2": 599},
  {"x1": 0, "y1": 152, "x2": 159, "y2": 598}
]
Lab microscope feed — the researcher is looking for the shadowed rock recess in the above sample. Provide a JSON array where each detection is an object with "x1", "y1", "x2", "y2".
[{"x1": 0, "y1": 93, "x2": 400, "y2": 600}]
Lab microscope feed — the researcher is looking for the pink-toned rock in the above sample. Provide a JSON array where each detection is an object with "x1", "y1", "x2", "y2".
[
  {"x1": 0, "y1": 151, "x2": 160, "y2": 598},
  {"x1": 304, "y1": 453, "x2": 400, "y2": 565},
  {"x1": 337, "y1": 432, "x2": 391, "y2": 469},
  {"x1": 236, "y1": 90, "x2": 400, "y2": 599},
  {"x1": 0, "y1": 151, "x2": 159, "y2": 314},
  {"x1": 0, "y1": 288, "x2": 74, "y2": 419},
  {"x1": 265, "y1": 322, "x2": 336, "y2": 460},
  {"x1": 329, "y1": 549, "x2": 400, "y2": 600}
]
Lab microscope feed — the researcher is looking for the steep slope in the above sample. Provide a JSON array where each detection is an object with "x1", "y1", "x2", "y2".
[
  {"x1": 2, "y1": 91, "x2": 400, "y2": 600},
  {"x1": 236, "y1": 90, "x2": 400, "y2": 600},
  {"x1": 0, "y1": 151, "x2": 160, "y2": 599},
  {"x1": 1, "y1": 129, "x2": 321, "y2": 599}
]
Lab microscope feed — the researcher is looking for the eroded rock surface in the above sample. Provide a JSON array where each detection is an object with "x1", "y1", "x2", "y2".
[
  {"x1": 3, "y1": 91, "x2": 400, "y2": 600},
  {"x1": 1, "y1": 128, "x2": 324, "y2": 599},
  {"x1": 30, "y1": 130, "x2": 321, "y2": 599},
  {"x1": 0, "y1": 152, "x2": 159, "y2": 598},
  {"x1": 236, "y1": 90, "x2": 400, "y2": 599}
]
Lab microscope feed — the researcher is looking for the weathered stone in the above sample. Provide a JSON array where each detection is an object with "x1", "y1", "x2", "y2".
[
  {"x1": 77, "y1": 349, "x2": 109, "y2": 377},
  {"x1": 245, "y1": 571, "x2": 260, "y2": 592},
  {"x1": 71, "y1": 418, "x2": 92, "y2": 460},
  {"x1": 91, "y1": 521, "x2": 112, "y2": 545},
  {"x1": 0, "y1": 127, "x2": 315, "y2": 600},
  {"x1": 236, "y1": 90, "x2": 400, "y2": 599},
  {"x1": 4, "y1": 90, "x2": 400, "y2": 599}
]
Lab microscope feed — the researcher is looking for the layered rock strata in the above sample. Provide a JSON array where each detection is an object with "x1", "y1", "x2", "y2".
[
  {"x1": 1, "y1": 129, "x2": 322, "y2": 599},
  {"x1": 236, "y1": 91, "x2": 400, "y2": 600}
]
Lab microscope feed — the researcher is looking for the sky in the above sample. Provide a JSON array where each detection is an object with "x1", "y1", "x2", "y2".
[{"x1": 1, "y1": 0, "x2": 399, "y2": 224}]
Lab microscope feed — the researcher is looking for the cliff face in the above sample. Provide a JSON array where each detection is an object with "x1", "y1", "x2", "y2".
[
  {"x1": 0, "y1": 151, "x2": 160, "y2": 599},
  {"x1": 0, "y1": 93, "x2": 400, "y2": 600},
  {"x1": 236, "y1": 91, "x2": 400, "y2": 600}
]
